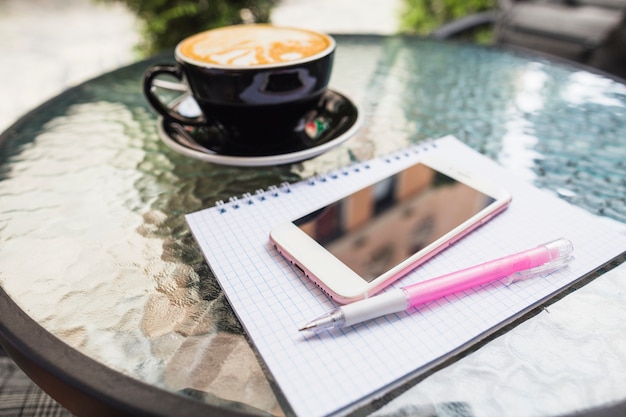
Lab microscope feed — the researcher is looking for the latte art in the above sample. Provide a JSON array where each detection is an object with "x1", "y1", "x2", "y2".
[{"x1": 178, "y1": 25, "x2": 333, "y2": 67}]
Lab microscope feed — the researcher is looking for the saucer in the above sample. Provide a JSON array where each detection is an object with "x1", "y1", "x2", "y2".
[{"x1": 157, "y1": 89, "x2": 362, "y2": 167}]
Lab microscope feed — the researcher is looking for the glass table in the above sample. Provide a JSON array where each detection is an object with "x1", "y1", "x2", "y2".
[{"x1": 1, "y1": 35, "x2": 625, "y2": 417}]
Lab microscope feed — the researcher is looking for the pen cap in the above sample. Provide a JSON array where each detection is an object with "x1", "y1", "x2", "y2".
[{"x1": 506, "y1": 238, "x2": 574, "y2": 284}]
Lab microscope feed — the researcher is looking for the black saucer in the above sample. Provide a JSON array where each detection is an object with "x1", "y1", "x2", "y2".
[{"x1": 157, "y1": 89, "x2": 361, "y2": 167}]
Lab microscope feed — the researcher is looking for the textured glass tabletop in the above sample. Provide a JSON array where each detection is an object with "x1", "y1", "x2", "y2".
[{"x1": 1, "y1": 35, "x2": 626, "y2": 416}]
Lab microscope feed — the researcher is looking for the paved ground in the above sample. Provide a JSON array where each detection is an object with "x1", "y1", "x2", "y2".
[
  {"x1": 0, "y1": 0, "x2": 401, "y2": 132},
  {"x1": 0, "y1": 0, "x2": 139, "y2": 132},
  {"x1": 271, "y1": 0, "x2": 401, "y2": 34}
]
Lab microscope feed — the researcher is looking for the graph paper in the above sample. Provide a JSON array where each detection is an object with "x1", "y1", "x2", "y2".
[{"x1": 186, "y1": 136, "x2": 626, "y2": 417}]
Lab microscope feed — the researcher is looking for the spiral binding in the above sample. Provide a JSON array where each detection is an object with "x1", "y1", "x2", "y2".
[
  {"x1": 216, "y1": 182, "x2": 291, "y2": 213},
  {"x1": 214, "y1": 140, "x2": 437, "y2": 213}
]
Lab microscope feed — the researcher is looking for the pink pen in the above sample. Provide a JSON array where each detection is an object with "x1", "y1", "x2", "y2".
[{"x1": 299, "y1": 238, "x2": 573, "y2": 333}]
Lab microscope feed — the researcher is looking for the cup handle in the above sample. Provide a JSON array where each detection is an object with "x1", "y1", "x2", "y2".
[{"x1": 142, "y1": 64, "x2": 206, "y2": 126}]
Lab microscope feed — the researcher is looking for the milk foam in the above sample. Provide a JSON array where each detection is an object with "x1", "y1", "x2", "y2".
[{"x1": 178, "y1": 25, "x2": 332, "y2": 67}]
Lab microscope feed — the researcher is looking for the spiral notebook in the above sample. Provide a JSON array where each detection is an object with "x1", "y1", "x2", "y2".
[{"x1": 186, "y1": 136, "x2": 626, "y2": 417}]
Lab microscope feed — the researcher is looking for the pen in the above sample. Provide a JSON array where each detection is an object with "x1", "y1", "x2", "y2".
[{"x1": 299, "y1": 238, "x2": 574, "y2": 333}]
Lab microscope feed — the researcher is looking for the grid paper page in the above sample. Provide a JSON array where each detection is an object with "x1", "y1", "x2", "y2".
[{"x1": 186, "y1": 136, "x2": 626, "y2": 417}]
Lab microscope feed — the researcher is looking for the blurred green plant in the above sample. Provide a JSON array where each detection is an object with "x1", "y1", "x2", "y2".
[
  {"x1": 97, "y1": 0, "x2": 277, "y2": 56},
  {"x1": 401, "y1": 0, "x2": 495, "y2": 42}
]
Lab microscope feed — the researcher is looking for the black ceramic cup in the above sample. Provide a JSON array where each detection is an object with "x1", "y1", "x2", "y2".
[{"x1": 143, "y1": 24, "x2": 335, "y2": 154}]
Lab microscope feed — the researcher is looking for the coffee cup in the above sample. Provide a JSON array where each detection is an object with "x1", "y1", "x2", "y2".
[{"x1": 143, "y1": 24, "x2": 336, "y2": 155}]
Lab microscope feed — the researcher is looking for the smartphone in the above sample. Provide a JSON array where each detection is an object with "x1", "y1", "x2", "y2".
[{"x1": 270, "y1": 157, "x2": 512, "y2": 303}]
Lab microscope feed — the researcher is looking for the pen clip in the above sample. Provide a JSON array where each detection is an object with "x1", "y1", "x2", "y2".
[
  {"x1": 505, "y1": 255, "x2": 573, "y2": 285},
  {"x1": 504, "y1": 238, "x2": 574, "y2": 285}
]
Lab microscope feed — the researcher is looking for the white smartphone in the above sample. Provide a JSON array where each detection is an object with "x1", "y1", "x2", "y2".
[{"x1": 270, "y1": 157, "x2": 512, "y2": 303}]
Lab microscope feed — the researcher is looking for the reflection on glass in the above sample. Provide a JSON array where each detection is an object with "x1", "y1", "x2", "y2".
[{"x1": 294, "y1": 163, "x2": 496, "y2": 281}]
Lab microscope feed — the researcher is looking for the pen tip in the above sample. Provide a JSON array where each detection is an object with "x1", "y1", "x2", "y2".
[{"x1": 298, "y1": 322, "x2": 316, "y2": 332}]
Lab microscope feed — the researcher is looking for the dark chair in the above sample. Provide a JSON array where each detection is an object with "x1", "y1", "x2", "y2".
[
  {"x1": 0, "y1": 347, "x2": 74, "y2": 416},
  {"x1": 431, "y1": 0, "x2": 626, "y2": 79}
]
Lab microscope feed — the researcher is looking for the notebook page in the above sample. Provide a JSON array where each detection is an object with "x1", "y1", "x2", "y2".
[{"x1": 186, "y1": 136, "x2": 626, "y2": 417}]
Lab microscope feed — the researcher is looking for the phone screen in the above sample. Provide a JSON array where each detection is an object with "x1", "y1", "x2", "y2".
[{"x1": 293, "y1": 163, "x2": 498, "y2": 282}]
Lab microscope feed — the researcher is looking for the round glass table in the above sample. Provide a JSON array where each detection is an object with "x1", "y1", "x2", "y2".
[{"x1": 1, "y1": 35, "x2": 626, "y2": 417}]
